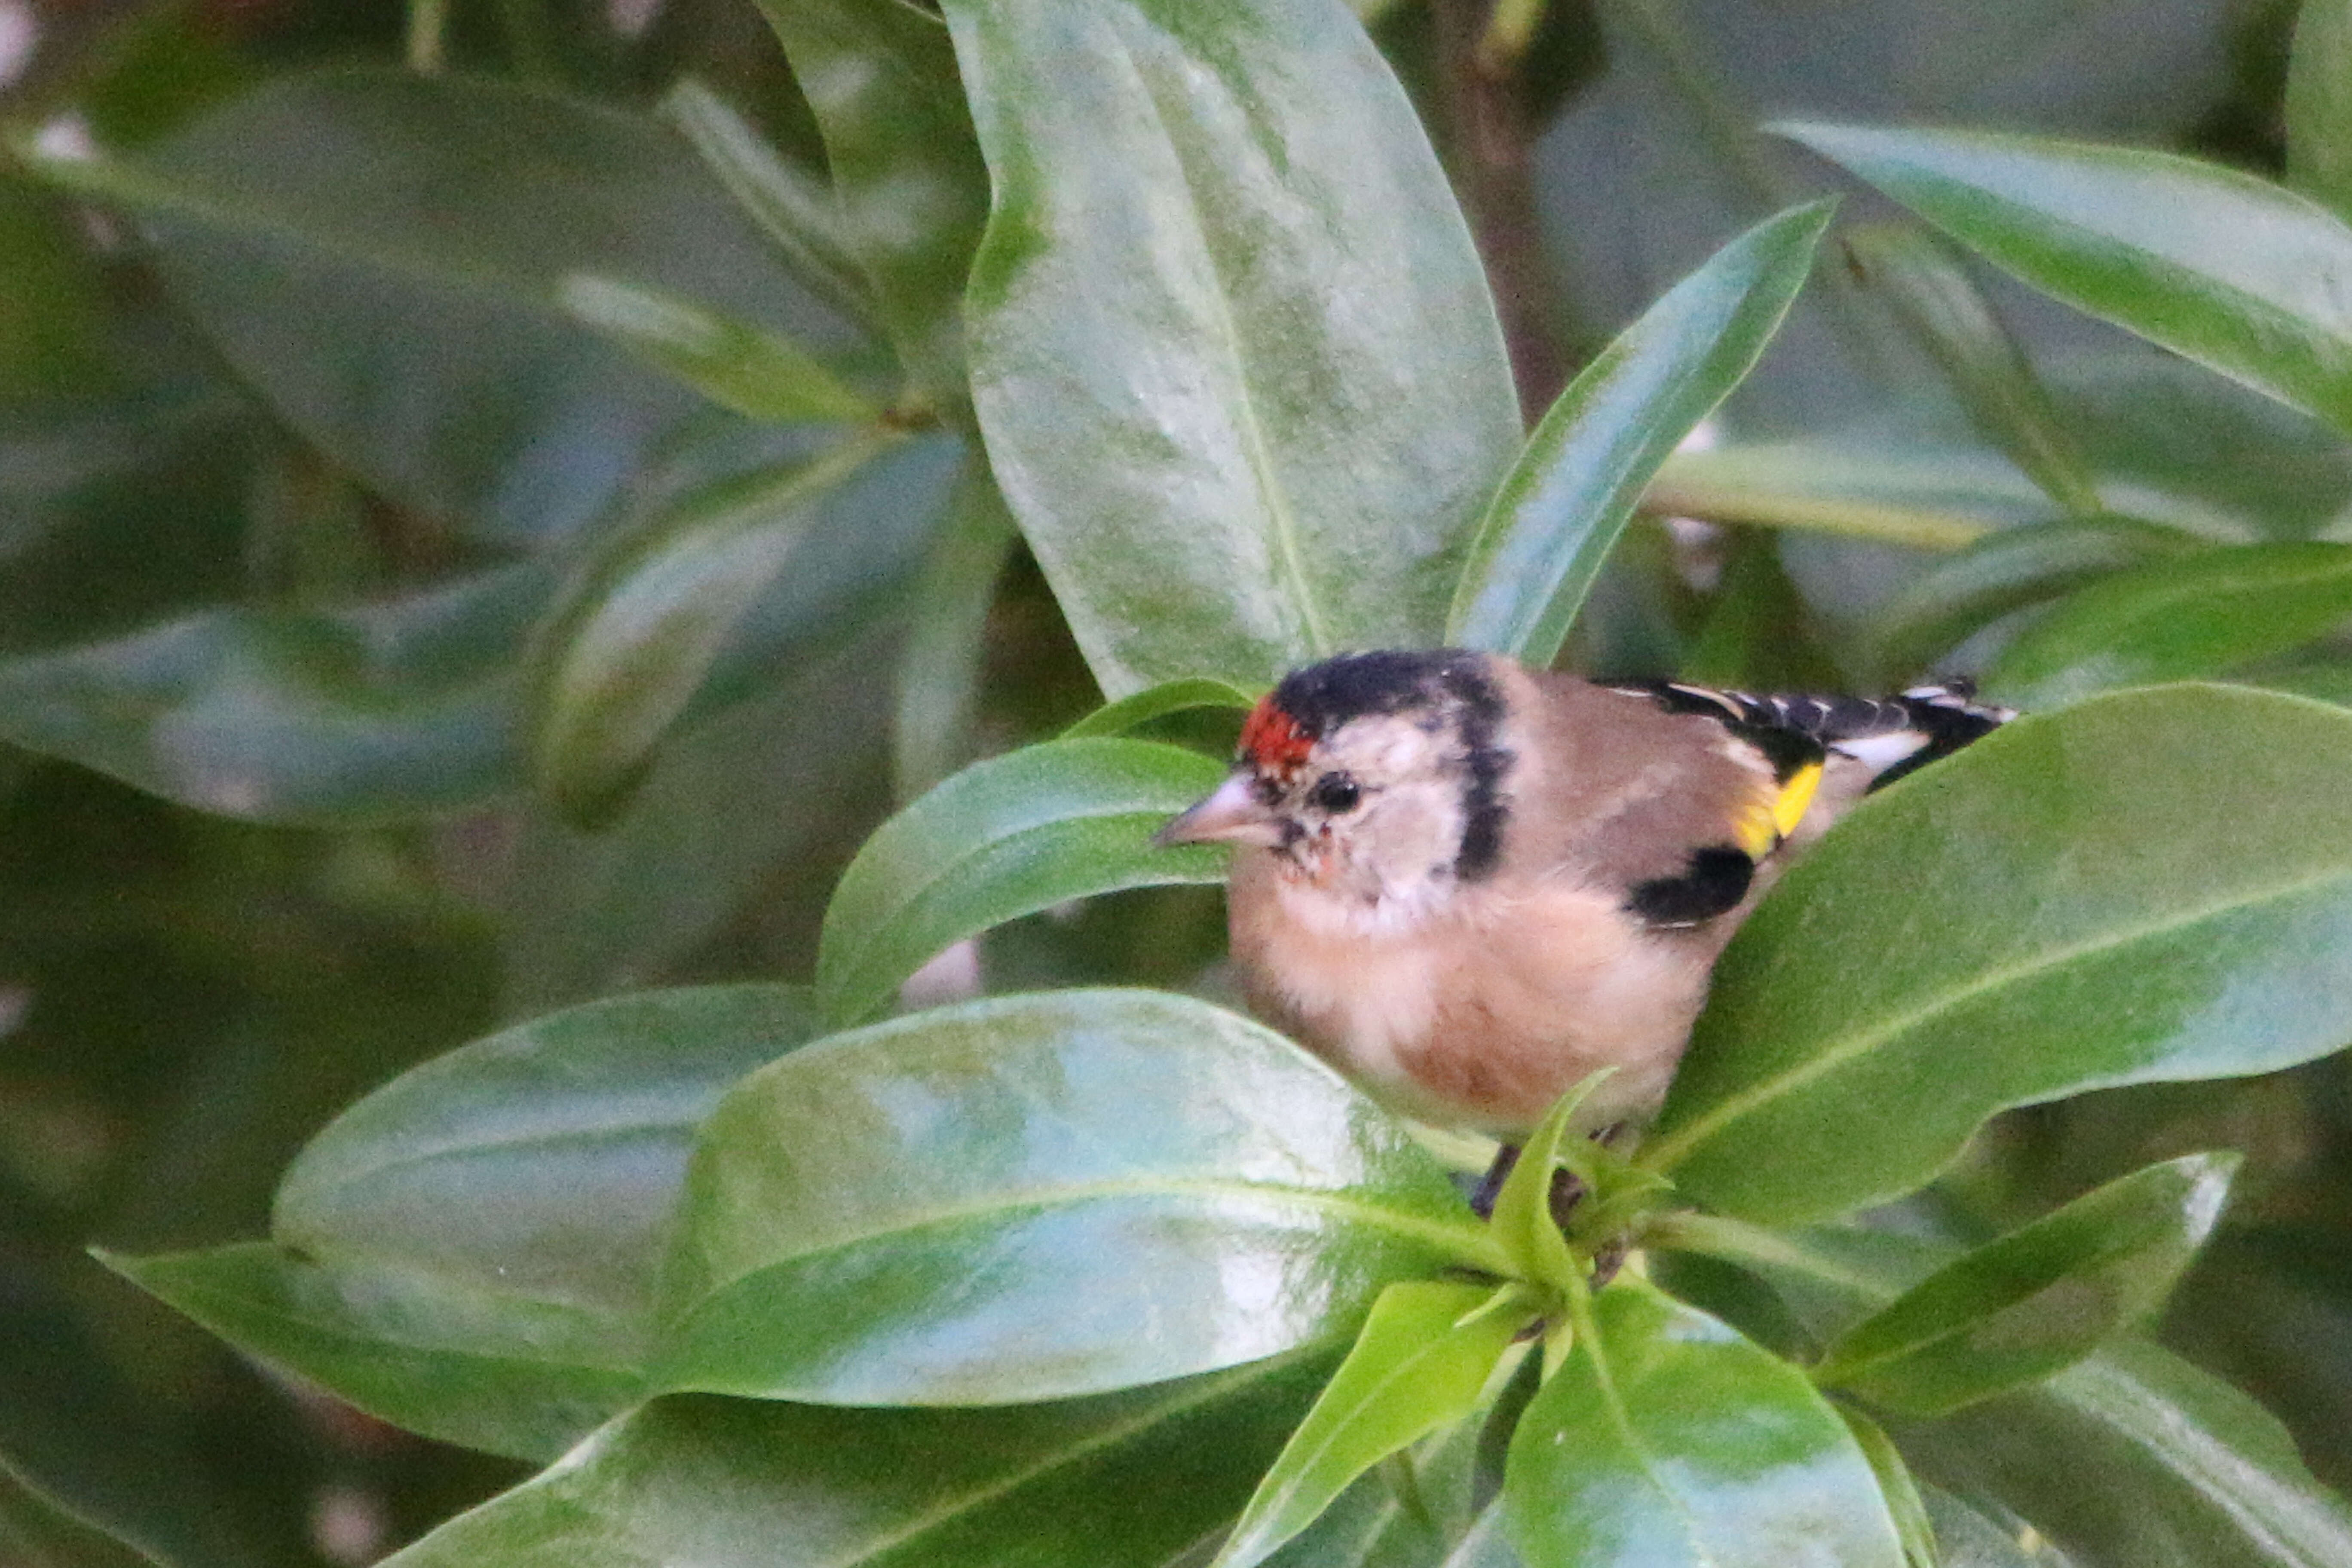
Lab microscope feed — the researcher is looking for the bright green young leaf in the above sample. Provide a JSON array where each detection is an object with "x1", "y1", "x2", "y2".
[
  {"x1": 1449, "y1": 202, "x2": 1832, "y2": 666},
  {"x1": 1261, "y1": 1406, "x2": 1504, "y2": 1568},
  {"x1": 1063, "y1": 679, "x2": 1263, "y2": 740},
  {"x1": 1842, "y1": 222, "x2": 2101, "y2": 518},
  {"x1": 1864, "y1": 516, "x2": 2201, "y2": 684},
  {"x1": 751, "y1": 0, "x2": 990, "y2": 399},
  {"x1": 1777, "y1": 122, "x2": 2352, "y2": 436},
  {"x1": 1647, "y1": 684, "x2": 2352, "y2": 1224},
  {"x1": 655, "y1": 989, "x2": 1498, "y2": 1405},
  {"x1": 24, "y1": 69, "x2": 871, "y2": 547},
  {"x1": 382, "y1": 1350, "x2": 1338, "y2": 1568},
  {"x1": 894, "y1": 457, "x2": 1017, "y2": 803},
  {"x1": 2288, "y1": 0, "x2": 2352, "y2": 221},
  {"x1": 1986, "y1": 541, "x2": 2352, "y2": 709},
  {"x1": 814, "y1": 737, "x2": 1229, "y2": 1024},
  {"x1": 529, "y1": 429, "x2": 914, "y2": 823},
  {"x1": 660, "y1": 77, "x2": 870, "y2": 322},
  {"x1": 0, "y1": 564, "x2": 547, "y2": 824},
  {"x1": 1488, "y1": 1081, "x2": 1604, "y2": 1297},
  {"x1": 1816, "y1": 1153, "x2": 2237, "y2": 1417},
  {"x1": 944, "y1": 0, "x2": 1519, "y2": 696},
  {"x1": 1839, "y1": 1409, "x2": 1937, "y2": 1568},
  {"x1": 554, "y1": 273, "x2": 879, "y2": 424},
  {"x1": 1217, "y1": 1280, "x2": 1537, "y2": 1568},
  {"x1": 1505, "y1": 1277, "x2": 1904, "y2": 1568}
]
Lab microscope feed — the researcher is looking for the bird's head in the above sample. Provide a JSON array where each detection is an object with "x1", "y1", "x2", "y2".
[{"x1": 1158, "y1": 649, "x2": 1513, "y2": 910}]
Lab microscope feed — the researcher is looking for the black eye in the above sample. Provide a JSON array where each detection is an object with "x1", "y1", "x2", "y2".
[{"x1": 1311, "y1": 774, "x2": 1361, "y2": 814}]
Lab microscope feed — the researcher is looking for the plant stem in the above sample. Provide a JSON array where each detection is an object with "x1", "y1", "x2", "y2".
[{"x1": 407, "y1": 0, "x2": 449, "y2": 74}]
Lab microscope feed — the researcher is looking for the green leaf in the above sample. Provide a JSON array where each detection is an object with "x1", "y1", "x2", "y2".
[
  {"x1": 660, "y1": 77, "x2": 870, "y2": 322},
  {"x1": 383, "y1": 1350, "x2": 1338, "y2": 1568},
  {"x1": 945, "y1": 0, "x2": 1519, "y2": 696},
  {"x1": 1217, "y1": 1280, "x2": 1537, "y2": 1568},
  {"x1": 24, "y1": 69, "x2": 871, "y2": 547},
  {"x1": 1816, "y1": 1154, "x2": 2237, "y2": 1417},
  {"x1": 0, "y1": 1470, "x2": 161, "y2": 1568},
  {"x1": 1919, "y1": 1486, "x2": 2057, "y2": 1568},
  {"x1": 1841, "y1": 222, "x2": 2100, "y2": 518},
  {"x1": 814, "y1": 738, "x2": 1229, "y2": 1025},
  {"x1": 1986, "y1": 542, "x2": 2352, "y2": 709},
  {"x1": 555, "y1": 273, "x2": 880, "y2": 424},
  {"x1": 0, "y1": 564, "x2": 547, "y2": 824},
  {"x1": 1864, "y1": 516, "x2": 2201, "y2": 684},
  {"x1": 1449, "y1": 202, "x2": 1832, "y2": 666},
  {"x1": 102, "y1": 1243, "x2": 644, "y2": 1465},
  {"x1": 1063, "y1": 678, "x2": 1263, "y2": 740},
  {"x1": 655, "y1": 989, "x2": 1497, "y2": 1405},
  {"x1": 1777, "y1": 122, "x2": 2352, "y2": 436},
  {"x1": 1840, "y1": 1409, "x2": 1938, "y2": 1568},
  {"x1": 1646, "y1": 684, "x2": 2352, "y2": 1224},
  {"x1": 894, "y1": 457, "x2": 1018, "y2": 802},
  {"x1": 750, "y1": 0, "x2": 990, "y2": 399},
  {"x1": 529, "y1": 429, "x2": 919, "y2": 823},
  {"x1": 1487, "y1": 1083, "x2": 1600, "y2": 1297},
  {"x1": 1505, "y1": 1277, "x2": 1904, "y2": 1568},
  {"x1": 2288, "y1": 0, "x2": 2352, "y2": 222},
  {"x1": 1899, "y1": 1338, "x2": 2352, "y2": 1568}
]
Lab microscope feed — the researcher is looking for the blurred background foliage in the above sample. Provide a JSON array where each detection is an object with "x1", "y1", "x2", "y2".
[{"x1": 0, "y1": 0, "x2": 2349, "y2": 1561}]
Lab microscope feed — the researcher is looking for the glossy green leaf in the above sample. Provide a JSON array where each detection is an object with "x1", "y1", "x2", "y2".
[
  {"x1": 1647, "y1": 684, "x2": 2352, "y2": 1224},
  {"x1": 1842, "y1": 222, "x2": 2100, "y2": 518},
  {"x1": 815, "y1": 738, "x2": 1228, "y2": 1025},
  {"x1": 2288, "y1": 0, "x2": 2352, "y2": 221},
  {"x1": 555, "y1": 273, "x2": 880, "y2": 424},
  {"x1": 751, "y1": 0, "x2": 990, "y2": 398},
  {"x1": 1919, "y1": 1486, "x2": 2058, "y2": 1568},
  {"x1": 25, "y1": 69, "x2": 871, "y2": 547},
  {"x1": 1778, "y1": 122, "x2": 2352, "y2": 435},
  {"x1": 894, "y1": 457, "x2": 1017, "y2": 802},
  {"x1": 1864, "y1": 516, "x2": 2201, "y2": 683},
  {"x1": 946, "y1": 0, "x2": 1519, "y2": 695},
  {"x1": 1986, "y1": 542, "x2": 2352, "y2": 709},
  {"x1": 1218, "y1": 1281, "x2": 1537, "y2": 1568},
  {"x1": 1505, "y1": 1277, "x2": 1904, "y2": 1568},
  {"x1": 1818, "y1": 1155, "x2": 2236, "y2": 1417},
  {"x1": 1063, "y1": 678, "x2": 1263, "y2": 740},
  {"x1": 102, "y1": 1243, "x2": 643, "y2": 1464},
  {"x1": 1450, "y1": 202, "x2": 1832, "y2": 665},
  {"x1": 530, "y1": 429, "x2": 915, "y2": 823},
  {"x1": 660, "y1": 77, "x2": 870, "y2": 322},
  {"x1": 1840, "y1": 1409, "x2": 1937, "y2": 1568},
  {"x1": 655, "y1": 989, "x2": 1497, "y2": 1405},
  {"x1": 384, "y1": 1351, "x2": 1335, "y2": 1568},
  {"x1": 0, "y1": 564, "x2": 547, "y2": 824},
  {"x1": 1900, "y1": 1338, "x2": 2352, "y2": 1568}
]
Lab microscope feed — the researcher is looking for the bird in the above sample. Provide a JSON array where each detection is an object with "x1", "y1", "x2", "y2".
[{"x1": 1156, "y1": 648, "x2": 2010, "y2": 1147}]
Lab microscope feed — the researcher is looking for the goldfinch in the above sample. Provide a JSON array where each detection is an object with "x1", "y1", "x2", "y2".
[{"x1": 1158, "y1": 649, "x2": 2009, "y2": 1138}]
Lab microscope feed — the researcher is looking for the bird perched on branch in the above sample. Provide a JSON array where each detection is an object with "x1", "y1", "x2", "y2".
[{"x1": 1158, "y1": 649, "x2": 2009, "y2": 1140}]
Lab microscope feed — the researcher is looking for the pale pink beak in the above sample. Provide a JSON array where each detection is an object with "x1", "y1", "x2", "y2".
[{"x1": 1156, "y1": 772, "x2": 1285, "y2": 848}]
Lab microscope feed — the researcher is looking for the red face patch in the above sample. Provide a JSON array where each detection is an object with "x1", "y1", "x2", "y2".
[{"x1": 1239, "y1": 698, "x2": 1314, "y2": 775}]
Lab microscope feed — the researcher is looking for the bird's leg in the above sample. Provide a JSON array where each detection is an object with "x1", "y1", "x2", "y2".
[{"x1": 1468, "y1": 1144, "x2": 1518, "y2": 1219}]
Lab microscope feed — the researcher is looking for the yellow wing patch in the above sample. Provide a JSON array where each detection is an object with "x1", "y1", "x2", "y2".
[{"x1": 1733, "y1": 760, "x2": 1825, "y2": 858}]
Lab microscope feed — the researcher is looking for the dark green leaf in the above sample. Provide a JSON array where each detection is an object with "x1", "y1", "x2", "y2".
[
  {"x1": 894, "y1": 457, "x2": 1017, "y2": 802},
  {"x1": 946, "y1": 0, "x2": 1519, "y2": 695},
  {"x1": 2288, "y1": 0, "x2": 2352, "y2": 222},
  {"x1": 1063, "y1": 679, "x2": 1263, "y2": 740},
  {"x1": 555, "y1": 273, "x2": 880, "y2": 423},
  {"x1": 1505, "y1": 1277, "x2": 1904, "y2": 1568},
  {"x1": 655, "y1": 989, "x2": 1497, "y2": 1404},
  {"x1": 0, "y1": 1471, "x2": 160, "y2": 1568},
  {"x1": 1218, "y1": 1280, "x2": 1537, "y2": 1568},
  {"x1": 1449, "y1": 202, "x2": 1833, "y2": 665},
  {"x1": 1986, "y1": 542, "x2": 2352, "y2": 709},
  {"x1": 1841, "y1": 222, "x2": 2100, "y2": 518},
  {"x1": 1840, "y1": 1408, "x2": 1937, "y2": 1568},
  {"x1": 0, "y1": 564, "x2": 546, "y2": 824},
  {"x1": 751, "y1": 0, "x2": 990, "y2": 398},
  {"x1": 1816, "y1": 1153, "x2": 2237, "y2": 1416},
  {"x1": 1864, "y1": 516, "x2": 2201, "y2": 684},
  {"x1": 814, "y1": 738, "x2": 1228, "y2": 1025},
  {"x1": 1647, "y1": 684, "x2": 2352, "y2": 1224},
  {"x1": 383, "y1": 1351, "x2": 1336, "y2": 1568},
  {"x1": 1646, "y1": 439, "x2": 2015, "y2": 550},
  {"x1": 1778, "y1": 122, "x2": 2352, "y2": 436}
]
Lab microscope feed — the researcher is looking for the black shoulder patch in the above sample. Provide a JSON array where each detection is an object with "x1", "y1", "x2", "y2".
[{"x1": 1626, "y1": 844, "x2": 1755, "y2": 928}]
